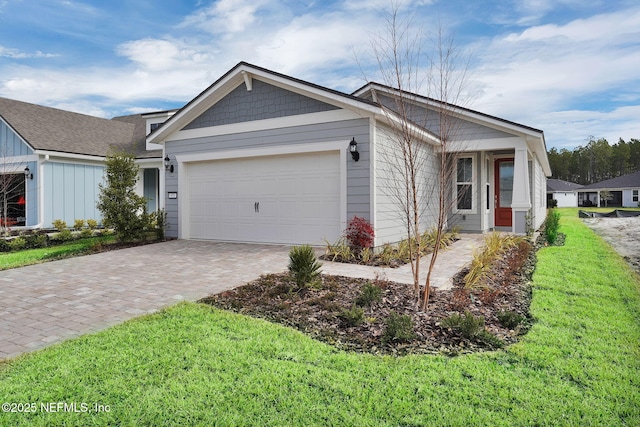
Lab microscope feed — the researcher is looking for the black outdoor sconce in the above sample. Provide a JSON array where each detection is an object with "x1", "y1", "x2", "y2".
[
  {"x1": 24, "y1": 166, "x2": 33, "y2": 180},
  {"x1": 349, "y1": 137, "x2": 360, "y2": 162},
  {"x1": 164, "y1": 155, "x2": 174, "y2": 173}
]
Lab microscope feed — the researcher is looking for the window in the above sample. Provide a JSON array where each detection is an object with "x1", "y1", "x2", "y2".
[
  {"x1": 456, "y1": 157, "x2": 473, "y2": 211},
  {"x1": 149, "y1": 122, "x2": 162, "y2": 132},
  {"x1": 633, "y1": 190, "x2": 639, "y2": 202},
  {"x1": 0, "y1": 173, "x2": 26, "y2": 227}
]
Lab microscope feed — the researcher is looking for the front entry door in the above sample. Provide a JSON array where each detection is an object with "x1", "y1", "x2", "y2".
[{"x1": 495, "y1": 158, "x2": 514, "y2": 227}]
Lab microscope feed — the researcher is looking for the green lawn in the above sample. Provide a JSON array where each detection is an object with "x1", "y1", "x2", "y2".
[
  {"x1": 0, "y1": 235, "x2": 116, "y2": 270},
  {"x1": 0, "y1": 210, "x2": 638, "y2": 426}
]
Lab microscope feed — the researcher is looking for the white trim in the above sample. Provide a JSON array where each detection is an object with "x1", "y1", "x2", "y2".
[
  {"x1": 34, "y1": 150, "x2": 105, "y2": 162},
  {"x1": 453, "y1": 154, "x2": 476, "y2": 214},
  {"x1": 369, "y1": 117, "x2": 377, "y2": 242},
  {"x1": 176, "y1": 140, "x2": 348, "y2": 240},
  {"x1": 167, "y1": 109, "x2": 362, "y2": 142},
  {"x1": 0, "y1": 155, "x2": 38, "y2": 166}
]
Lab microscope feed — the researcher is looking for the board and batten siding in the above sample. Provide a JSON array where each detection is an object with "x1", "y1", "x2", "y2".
[
  {"x1": 0, "y1": 118, "x2": 32, "y2": 157},
  {"x1": 43, "y1": 162, "x2": 104, "y2": 227},
  {"x1": 164, "y1": 117, "x2": 371, "y2": 239},
  {"x1": 373, "y1": 123, "x2": 440, "y2": 245}
]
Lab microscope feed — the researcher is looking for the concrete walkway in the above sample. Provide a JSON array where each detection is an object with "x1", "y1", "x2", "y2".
[
  {"x1": 0, "y1": 235, "x2": 484, "y2": 361},
  {"x1": 320, "y1": 234, "x2": 485, "y2": 289}
]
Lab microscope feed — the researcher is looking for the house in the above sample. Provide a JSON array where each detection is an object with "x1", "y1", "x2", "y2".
[
  {"x1": 0, "y1": 97, "x2": 162, "y2": 228},
  {"x1": 578, "y1": 171, "x2": 640, "y2": 207},
  {"x1": 147, "y1": 62, "x2": 551, "y2": 245},
  {"x1": 547, "y1": 179, "x2": 583, "y2": 207}
]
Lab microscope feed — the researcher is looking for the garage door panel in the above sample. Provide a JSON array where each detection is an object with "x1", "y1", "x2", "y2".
[{"x1": 187, "y1": 152, "x2": 341, "y2": 245}]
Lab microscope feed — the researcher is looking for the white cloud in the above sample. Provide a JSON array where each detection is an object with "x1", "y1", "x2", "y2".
[
  {"x1": 0, "y1": 46, "x2": 58, "y2": 59},
  {"x1": 467, "y1": 6, "x2": 640, "y2": 147}
]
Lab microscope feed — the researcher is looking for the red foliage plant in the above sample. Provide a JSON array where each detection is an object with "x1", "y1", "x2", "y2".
[{"x1": 345, "y1": 216, "x2": 375, "y2": 251}]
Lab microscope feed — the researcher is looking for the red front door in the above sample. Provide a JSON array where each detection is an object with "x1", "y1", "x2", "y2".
[{"x1": 495, "y1": 158, "x2": 514, "y2": 227}]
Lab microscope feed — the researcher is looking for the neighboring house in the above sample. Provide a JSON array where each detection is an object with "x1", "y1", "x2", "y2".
[
  {"x1": 578, "y1": 171, "x2": 640, "y2": 207},
  {"x1": 0, "y1": 97, "x2": 162, "y2": 228},
  {"x1": 148, "y1": 62, "x2": 551, "y2": 245},
  {"x1": 547, "y1": 179, "x2": 583, "y2": 207}
]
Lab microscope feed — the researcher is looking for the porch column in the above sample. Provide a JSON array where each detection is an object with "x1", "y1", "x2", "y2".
[{"x1": 511, "y1": 147, "x2": 531, "y2": 234}]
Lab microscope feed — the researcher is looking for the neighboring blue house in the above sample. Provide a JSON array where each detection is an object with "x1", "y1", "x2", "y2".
[{"x1": 0, "y1": 97, "x2": 162, "y2": 228}]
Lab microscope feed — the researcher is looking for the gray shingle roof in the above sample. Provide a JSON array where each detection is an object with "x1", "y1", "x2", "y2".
[
  {"x1": 547, "y1": 179, "x2": 583, "y2": 192},
  {"x1": 581, "y1": 171, "x2": 640, "y2": 190},
  {"x1": 0, "y1": 97, "x2": 159, "y2": 158}
]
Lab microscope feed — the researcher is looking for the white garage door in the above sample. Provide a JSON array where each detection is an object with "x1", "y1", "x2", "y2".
[{"x1": 186, "y1": 151, "x2": 341, "y2": 245}]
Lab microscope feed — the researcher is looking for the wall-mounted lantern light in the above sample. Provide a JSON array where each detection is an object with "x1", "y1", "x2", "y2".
[
  {"x1": 349, "y1": 137, "x2": 360, "y2": 162},
  {"x1": 164, "y1": 155, "x2": 174, "y2": 173},
  {"x1": 24, "y1": 166, "x2": 33, "y2": 180}
]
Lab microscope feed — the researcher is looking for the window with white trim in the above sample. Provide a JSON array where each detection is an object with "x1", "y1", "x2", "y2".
[
  {"x1": 633, "y1": 189, "x2": 639, "y2": 202},
  {"x1": 456, "y1": 157, "x2": 473, "y2": 211}
]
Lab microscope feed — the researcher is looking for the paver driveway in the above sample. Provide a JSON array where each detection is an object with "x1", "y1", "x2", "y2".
[{"x1": 0, "y1": 240, "x2": 292, "y2": 360}]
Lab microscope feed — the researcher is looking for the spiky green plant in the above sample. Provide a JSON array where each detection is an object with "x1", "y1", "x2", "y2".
[{"x1": 288, "y1": 245, "x2": 322, "y2": 289}]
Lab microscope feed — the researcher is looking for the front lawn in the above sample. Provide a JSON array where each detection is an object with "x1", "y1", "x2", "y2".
[
  {"x1": 0, "y1": 211, "x2": 638, "y2": 425},
  {"x1": 0, "y1": 235, "x2": 116, "y2": 270}
]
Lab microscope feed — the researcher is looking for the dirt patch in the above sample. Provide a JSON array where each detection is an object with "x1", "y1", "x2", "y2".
[
  {"x1": 582, "y1": 217, "x2": 640, "y2": 274},
  {"x1": 200, "y1": 240, "x2": 536, "y2": 356}
]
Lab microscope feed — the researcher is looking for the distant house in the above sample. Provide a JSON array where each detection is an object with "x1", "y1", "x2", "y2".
[
  {"x1": 547, "y1": 179, "x2": 583, "y2": 207},
  {"x1": 578, "y1": 171, "x2": 640, "y2": 207},
  {"x1": 0, "y1": 97, "x2": 162, "y2": 228}
]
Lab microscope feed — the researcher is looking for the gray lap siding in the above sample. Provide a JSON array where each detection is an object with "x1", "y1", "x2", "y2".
[{"x1": 164, "y1": 117, "x2": 371, "y2": 239}]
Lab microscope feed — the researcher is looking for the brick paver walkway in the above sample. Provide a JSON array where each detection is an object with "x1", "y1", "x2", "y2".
[{"x1": 0, "y1": 235, "x2": 484, "y2": 361}]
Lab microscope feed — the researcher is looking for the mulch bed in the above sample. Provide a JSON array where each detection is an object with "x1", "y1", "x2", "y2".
[{"x1": 201, "y1": 238, "x2": 539, "y2": 356}]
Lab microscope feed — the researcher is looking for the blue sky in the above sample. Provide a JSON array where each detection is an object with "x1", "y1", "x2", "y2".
[{"x1": 0, "y1": 0, "x2": 638, "y2": 150}]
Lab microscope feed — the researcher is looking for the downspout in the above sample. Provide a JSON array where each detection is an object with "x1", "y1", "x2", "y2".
[{"x1": 23, "y1": 154, "x2": 46, "y2": 229}]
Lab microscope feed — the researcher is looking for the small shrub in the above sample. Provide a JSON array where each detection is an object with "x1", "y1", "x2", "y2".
[
  {"x1": 52, "y1": 219, "x2": 67, "y2": 232},
  {"x1": 382, "y1": 311, "x2": 415, "y2": 344},
  {"x1": 476, "y1": 329, "x2": 504, "y2": 348},
  {"x1": 338, "y1": 305, "x2": 365, "y2": 327},
  {"x1": 23, "y1": 233, "x2": 48, "y2": 249},
  {"x1": 0, "y1": 239, "x2": 10, "y2": 252},
  {"x1": 80, "y1": 228, "x2": 94, "y2": 238},
  {"x1": 8, "y1": 237, "x2": 26, "y2": 251},
  {"x1": 54, "y1": 229, "x2": 74, "y2": 242},
  {"x1": 288, "y1": 245, "x2": 323, "y2": 289},
  {"x1": 86, "y1": 219, "x2": 99, "y2": 230},
  {"x1": 355, "y1": 281, "x2": 383, "y2": 307},
  {"x1": 345, "y1": 216, "x2": 374, "y2": 252},
  {"x1": 74, "y1": 219, "x2": 85, "y2": 230},
  {"x1": 441, "y1": 311, "x2": 485, "y2": 339},
  {"x1": 497, "y1": 310, "x2": 525, "y2": 329},
  {"x1": 544, "y1": 208, "x2": 561, "y2": 244}
]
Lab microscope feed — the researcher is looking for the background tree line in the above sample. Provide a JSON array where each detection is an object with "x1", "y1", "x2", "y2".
[{"x1": 548, "y1": 137, "x2": 640, "y2": 185}]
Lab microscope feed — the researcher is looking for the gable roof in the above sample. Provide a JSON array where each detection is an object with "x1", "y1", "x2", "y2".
[
  {"x1": 547, "y1": 178, "x2": 583, "y2": 192},
  {"x1": 581, "y1": 170, "x2": 640, "y2": 190},
  {"x1": 0, "y1": 97, "x2": 158, "y2": 158},
  {"x1": 147, "y1": 62, "x2": 550, "y2": 176},
  {"x1": 146, "y1": 61, "x2": 440, "y2": 146}
]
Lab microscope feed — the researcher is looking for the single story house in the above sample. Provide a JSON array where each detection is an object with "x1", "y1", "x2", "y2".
[
  {"x1": 0, "y1": 97, "x2": 162, "y2": 228},
  {"x1": 578, "y1": 171, "x2": 640, "y2": 208},
  {"x1": 547, "y1": 179, "x2": 583, "y2": 207},
  {"x1": 0, "y1": 62, "x2": 551, "y2": 244},
  {"x1": 148, "y1": 62, "x2": 551, "y2": 245}
]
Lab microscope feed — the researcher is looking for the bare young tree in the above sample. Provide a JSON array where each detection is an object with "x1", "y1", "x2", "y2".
[{"x1": 364, "y1": 4, "x2": 473, "y2": 310}]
